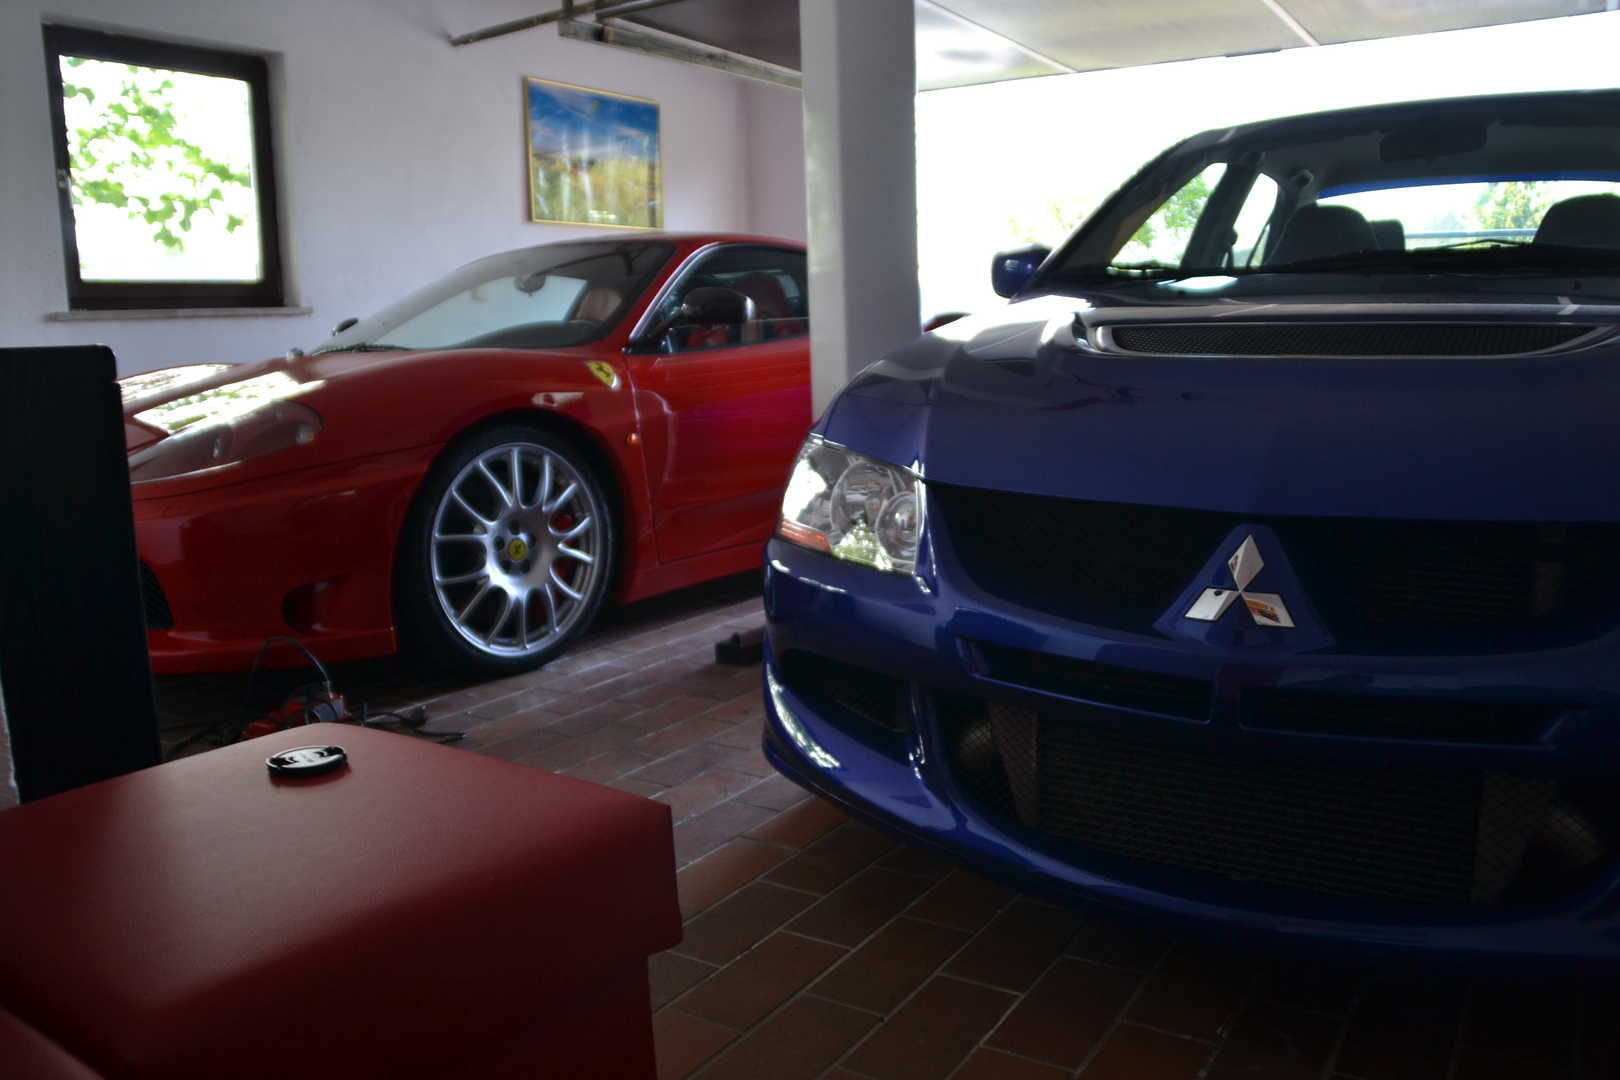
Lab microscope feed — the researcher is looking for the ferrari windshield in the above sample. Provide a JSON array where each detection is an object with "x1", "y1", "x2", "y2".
[
  {"x1": 315, "y1": 240, "x2": 673, "y2": 353},
  {"x1": 1042, "y1": 92, "x2": 1620, "y2": 296}
]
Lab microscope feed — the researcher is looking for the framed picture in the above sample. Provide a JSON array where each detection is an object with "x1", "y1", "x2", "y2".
[{"x1": 525, "y1": 77, "x2": 661, "y2": 229}]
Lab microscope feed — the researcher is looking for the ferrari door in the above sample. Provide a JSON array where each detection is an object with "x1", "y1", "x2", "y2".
[{"x1": 624, "y1": 244, "x2": 812, "y2": 565}]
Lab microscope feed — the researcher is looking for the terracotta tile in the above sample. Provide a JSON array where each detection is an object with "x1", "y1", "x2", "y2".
[
  {"x1": 454, "y1": 711, "x2": 549, "y2": 748},
  {"x1": 1464, "y1": 982, "x2": 1581, "y2": 1069},
  {"x1": 673, "y1": 799, "x2": 778, "y2": 863},
  {"x1": 767, "y1": 822, "x2": 899, "y2": 894},
  {"x1": 680, "y1": 903, "x2": 701, "y2": 922},
  {"x1": 693, "y1": 995, "x2": 875, "y2": 1080},
  {"x1": 904, "y1": 869, "x2": 1016, "y2": 934},
  {"x1": 1334, "y1": 976, "x2": 1468, "y2": 1080},
  {"x1": 675, "y1": 882, "x2": 819, "y2": 966},
  {"x1": 707, "y1": 720, "x2": 765, "y2": 750},
  {"x1": 872, "y1": 845, "x2": 953, "y2": 882},
  {"x1": 535, "y1": 660, "x2": 637, "y2": 694},
  {"x1": 474, "y1": 726, "x2": 567, "y2": 762},
  {"x1": 788, "y1": 868, "x2": 936, "y2": 947},
  {"x1": 1063, "y1": 913, "x2": 1176, "y2": 973},
  {"x1": 726, "y1": 745, "x2": 778, "y2": 778},
  {"x1": 511, "y1": 722, "x2": 639, "y2": 772},
  {"x1": 1451, "y1": 1049, "x2": 1568, "y2": 1080},
  {"x1": 746, "y1": 794, "x2": 849, "y2": 846},
  {"x1": 731, "y1": 772, "x2": 810, "y2": 811},
  {"x1": 1205, "y1": 1001, "x2": 1341, "y2": 1080},
  {"x1": 678, "y1": 837, "x2": 795, "y2": 911},
  {"x1": 678, "y1": 932, "x2": 846, "y2": 1030},
  {"x1": 633, "y1": 742, "x2": 743, "y2": 787},
  {"x1": 690, "y1": 669, "x2": 765, "y2": 701},
  {"x1": 944, "y1": 898, "x2": 1084, "y2": 993},
  {"x1": 657, "y1": 769, "x2": 766, "y2": 823},
  {"x1": 1125, "y1": 940, "x2": 1261, "y2": 1041},
  {"x1": 653, "y1": 1009, "x2": 734, "y2": 1080},
  {"x1": 559, "y1": 746, "x2": 658, "y2": 785},
  {"x1": 811, "y1": 917, "x2": 970, "y2": 1015},
  {"x1": 609, "y1": 776, "x2": 667, "y2": 798},
  {"x1": 700, "y1": 693, "x2": 767, "y2": 725},
  {"x1": 634, "y1": 716, "x2": 733, "y2": 755},
  {"x1": 463, "y1": 684, "x2": 562, "y2": 720},
  {"x1": 650, "y1": 951, "x2": 718, "y2": 1011},
  {"x1": 535, "y1": 697, "x2": 640, "y2": 737},
  {"x1": 1250, "y1": 959, "x2": 1361, "y2": 1016},
  {"x1": 1081, "y1": 1023, "x2": 1212, "y2": 1080},
  {"x1": 842, "y1": 975, "x2": 1016, "y2": 1080},
  {"x1": 986, "y1": 958, "x2": 1142, "y2": 1069},
  {"x1": 949, "y1": 1048, "x2": 1069, "y2": 1080}
]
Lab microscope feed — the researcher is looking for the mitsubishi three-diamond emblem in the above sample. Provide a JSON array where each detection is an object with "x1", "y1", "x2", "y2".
[{"x1": 1184, "y1": 535, "x2": 1296, "y2": 628}]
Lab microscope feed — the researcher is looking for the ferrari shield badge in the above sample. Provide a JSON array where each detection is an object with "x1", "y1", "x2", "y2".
[
  {"x1": 585, "y1": 361, "x2": 620, "y2": 390},
  {"x1": 1184, "y1": 535, "x2": 1296, "y2": 628}
]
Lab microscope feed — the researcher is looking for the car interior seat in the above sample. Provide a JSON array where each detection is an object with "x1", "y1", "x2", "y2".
[
  {"x1": 1267, "y1": 204, "x2": 1379, "y2": 265},
  {"x1": 1533, "y1": 193, "x2": 1620, "y2": 249},
  {"x1": 731, "y1": 272, "x2": 804, "y2": 341},
  {"x1": 573, "y1": 285, "x2": 623, "y2": 323},
  {"x1": 1370, "y1": 219, "x2": 1406, "y2": 251}
]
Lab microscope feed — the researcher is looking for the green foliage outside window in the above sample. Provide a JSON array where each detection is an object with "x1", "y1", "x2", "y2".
[{"x1": 61, "y1": 57, "x2": 251, "y2": 252}]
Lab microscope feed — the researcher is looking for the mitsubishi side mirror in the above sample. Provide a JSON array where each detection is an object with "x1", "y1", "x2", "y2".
[{"x1": 991, "y1": 245, "x2": 1050, "y2": 298}]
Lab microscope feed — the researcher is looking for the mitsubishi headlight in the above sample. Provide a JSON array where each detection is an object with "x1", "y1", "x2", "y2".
[{"x1": 777, "y1": 438, "x2": 923, "y2": 575}]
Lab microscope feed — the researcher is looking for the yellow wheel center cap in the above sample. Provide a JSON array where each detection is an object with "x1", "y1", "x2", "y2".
[{"x1": 507, "y1": 538, "x2": 529, "y2": 561}]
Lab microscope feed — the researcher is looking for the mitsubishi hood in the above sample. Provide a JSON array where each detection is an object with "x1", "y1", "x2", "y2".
[{"x1": 821, "y1": 294, "x2": 1620, "y2": 523}]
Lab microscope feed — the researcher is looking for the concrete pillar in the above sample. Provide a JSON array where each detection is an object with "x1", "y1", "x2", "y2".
[{"x1": 799, "y1": 0, "x2": 919, "y2": 417}]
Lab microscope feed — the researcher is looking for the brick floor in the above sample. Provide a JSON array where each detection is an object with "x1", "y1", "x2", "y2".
[{"x1": 151, "y1": 573, "x2": 1613, "y2": 1080}]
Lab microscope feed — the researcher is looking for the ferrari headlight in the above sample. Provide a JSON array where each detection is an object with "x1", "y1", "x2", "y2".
[
  {"x1": 128, "y1": 401, "x2": 322, "y2": 482},
  {"x1": 777, "y1": 438, "x2": 923, "y2": 574}
]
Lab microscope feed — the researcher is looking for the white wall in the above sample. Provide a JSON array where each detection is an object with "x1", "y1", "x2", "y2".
[{"x1": 0, "y1": 0, "x2": 807, "y2": 376}]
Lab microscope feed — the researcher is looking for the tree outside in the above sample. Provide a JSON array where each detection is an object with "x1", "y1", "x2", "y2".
[{"x1": 60, "y1": 57, "x2": 261, "y2": 282}]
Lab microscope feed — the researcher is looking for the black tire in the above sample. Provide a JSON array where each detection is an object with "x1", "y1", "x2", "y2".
[{"x1": 394, "y1": 424, "x2": 617, "y2": 677}]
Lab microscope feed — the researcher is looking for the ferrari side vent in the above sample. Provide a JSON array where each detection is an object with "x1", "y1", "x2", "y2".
[
  {"x1": 139, "y1": 561, "x2": 174, "y2": 630},
  {"x1": 1108, "y1": 322, "x2": 1597, "y2": 357}
]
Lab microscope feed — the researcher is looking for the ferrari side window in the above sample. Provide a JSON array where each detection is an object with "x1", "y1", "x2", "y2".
[{"x1": 657, "y1": 246, "x2": 809, "y2": 352}]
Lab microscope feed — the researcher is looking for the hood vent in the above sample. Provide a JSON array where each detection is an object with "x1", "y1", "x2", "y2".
[{"x1": 1106, "y1": 323, "x2": 1597, "y2": 357}]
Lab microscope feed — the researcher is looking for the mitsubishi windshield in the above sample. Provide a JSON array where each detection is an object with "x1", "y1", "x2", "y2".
[{"x1": 1036, "y1": 91, "x2": 1620, "y2": 299}]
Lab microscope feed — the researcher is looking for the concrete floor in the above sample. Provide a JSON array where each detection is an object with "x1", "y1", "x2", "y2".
[{"x1": 154, "y1": 574, "x2": 1619, "y2": 1080}]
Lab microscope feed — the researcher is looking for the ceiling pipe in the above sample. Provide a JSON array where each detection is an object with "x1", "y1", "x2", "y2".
[
  {"x1": 448, "y1": 0, "x2": 691, "y2": 47},
  {"x1": 563, "y1": 17, "x2": 803, "y2": 87}
]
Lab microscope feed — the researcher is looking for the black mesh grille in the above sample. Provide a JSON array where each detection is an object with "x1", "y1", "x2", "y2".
[
  {"x1": 931, "y1": 484, "x2": 1620, "y2": 653},
  {"x1": 779, "y1": 651, "x2": 910, "y2": 739},
  {"x1": 139, "y1": 561, "x2": 174, "y2": 630},
  {"x1": 940, "y1": 697, "x2": 1614, "y2": 907},
  {"x1": 974, "y1": 640, "x2": 1213, "y2": 721},
  {"x1": 1109, "y1": 323, "x2": 1594, "y2": 357},
  {"x1": 1241, "y1": 686, "x2": 1560, "y2": 745}
]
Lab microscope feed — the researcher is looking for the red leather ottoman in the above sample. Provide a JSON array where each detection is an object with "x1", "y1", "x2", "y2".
[{"x1": 0, "y1": 726, "x2": 680, "y2": 1080}]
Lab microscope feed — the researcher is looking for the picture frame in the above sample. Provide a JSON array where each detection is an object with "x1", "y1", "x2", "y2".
[{"x1": 525, "y1": 77, "x2": 661, "y2": 229}]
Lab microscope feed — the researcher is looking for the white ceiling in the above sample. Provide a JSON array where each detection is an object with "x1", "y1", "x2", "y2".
[{"x1": 609, "y1": 0, "x2": 1613, "y2": 90}]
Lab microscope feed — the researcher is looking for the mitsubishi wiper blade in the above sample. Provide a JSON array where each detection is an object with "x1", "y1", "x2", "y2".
[{"x1": 1263, "y1": 243, "x2": 1620, "y2": 276}]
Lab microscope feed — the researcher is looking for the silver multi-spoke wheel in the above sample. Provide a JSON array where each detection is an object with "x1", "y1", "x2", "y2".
[{"x1": 428, "y1": 441, "x2": 604, "y2": 659}]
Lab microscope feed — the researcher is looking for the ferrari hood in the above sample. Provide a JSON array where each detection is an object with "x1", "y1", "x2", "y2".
[{"x1": 821, "y1": 294, "x2": 1620, "y2": 522}]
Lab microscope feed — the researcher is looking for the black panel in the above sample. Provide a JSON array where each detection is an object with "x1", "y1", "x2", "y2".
[
  {"x1": 931, "y1": 483, "x2": 1620, "y2": 654},
  {"x1": 139, "y1": 561, "x2": 175, "y2": 630},
  {"x1": 0, "y1": 347, "x2": 161, "y2": 800},
  {"x1": 620, "y1": 0, "x2": 800, "y2": 68},
  {"x1": 1109, "y1": 323, "x2": 1593, "y2": 357},
  {"x1": 1240, "y1": 685, "x2": 1559, "y2": 745},
  {"x1": 940, "y1": 696, "x2": 1615, "y2": 907},
  {"x1": 973, "y1": 640, "x2": 1213, "y2": 721}
]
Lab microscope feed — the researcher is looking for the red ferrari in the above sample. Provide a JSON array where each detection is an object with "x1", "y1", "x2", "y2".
[{"x1": 122, "y1": 234, "x2": 811, "y2": 675}]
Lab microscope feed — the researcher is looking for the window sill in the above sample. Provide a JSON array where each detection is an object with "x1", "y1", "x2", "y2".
[{"x1": 46, "y1": 306, "x2": 313, "y2": 322}]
